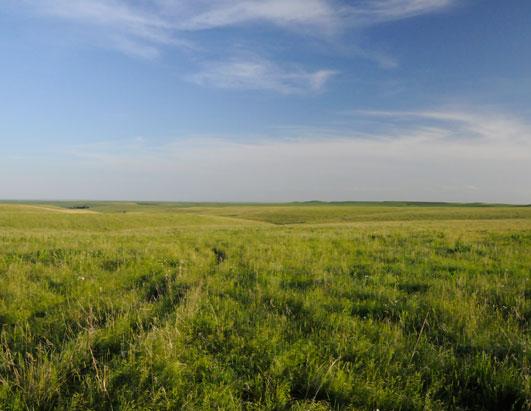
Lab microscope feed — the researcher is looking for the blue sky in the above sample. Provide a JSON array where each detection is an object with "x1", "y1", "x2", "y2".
[{"x1": 1, "y1": 0, "x2": 530, "y2": 202}]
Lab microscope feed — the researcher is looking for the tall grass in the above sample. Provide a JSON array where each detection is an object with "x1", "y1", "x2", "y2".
[{"x1": 0, "y1": 203, "x2": 529, "y2": 410}]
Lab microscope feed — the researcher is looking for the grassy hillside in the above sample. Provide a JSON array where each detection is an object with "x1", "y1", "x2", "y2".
[{"x1": 0, "y1": 203, "x2": 529, "y2": 410}]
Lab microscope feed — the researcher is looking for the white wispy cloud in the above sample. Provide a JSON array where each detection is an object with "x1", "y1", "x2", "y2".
[
  {"x1": 347, "y1": 0, "x2": 455, "y2": 25},
  {"x1": 5, "y1": 108, "x2": 529, "y2": 203},
  {"x1": 10, "y1": 0, "x2": 456, "y2": 89},
  {"x1": 16, "y1": 0, "x2": 189, "y2": 58},
  {"x1": 188, "y1": 57, "x2": 337, "y2": 94},
  {"x1": 353, "y1": 109, "x2": 531, "y2": 145},
  {"x1": 20, "y1": 0, "x2": 456, "y2": 37},
  {"x1": 169, "y1": 0, "x2": 339, "y2": 32},
  {"x1": 110, "y1": 35, "x2": 162, "y2": 59}
]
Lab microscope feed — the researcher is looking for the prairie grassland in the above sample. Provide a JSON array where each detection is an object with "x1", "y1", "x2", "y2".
[{"x1": 0, "y1": 203, "x2": 529, "y2": 410}]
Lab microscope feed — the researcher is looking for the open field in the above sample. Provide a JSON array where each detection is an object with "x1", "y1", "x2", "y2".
[{"x1": 0, "y1": 202, "x2": 529, "y2": 410}]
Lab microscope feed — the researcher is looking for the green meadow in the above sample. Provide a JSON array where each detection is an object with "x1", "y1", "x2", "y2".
[{"x1": 0, "y1": 202, "x2": 529, "y2": 410}]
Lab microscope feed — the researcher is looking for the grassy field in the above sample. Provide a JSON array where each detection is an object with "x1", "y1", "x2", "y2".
[{"x1": 0, "y1": 202, "x2": 529, "y2": 410}]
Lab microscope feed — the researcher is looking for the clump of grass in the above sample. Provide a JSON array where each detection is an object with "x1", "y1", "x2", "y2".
[{"x1": 212, "y1": 247, "x2": 227, "y2": 264}]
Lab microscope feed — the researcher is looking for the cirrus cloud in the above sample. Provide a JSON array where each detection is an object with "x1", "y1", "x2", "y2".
[
  {"x1": 9, "y1": 0, "x2": 457, "y2": 91},
  {"x1": 188, "y1": 57, "x2": 337, "y2": 94}
]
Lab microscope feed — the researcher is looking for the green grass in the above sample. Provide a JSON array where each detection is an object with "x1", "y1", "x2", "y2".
[{"x1": 0, "y1": 202, "x2": 529, "y2": 410}]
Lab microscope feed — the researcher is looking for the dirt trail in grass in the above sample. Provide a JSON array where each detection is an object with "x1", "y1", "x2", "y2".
[
  {"x1": 9, "y1": 204, "x2": 98, "y2": 214},
  {"x1": 187, "y1": 212, "x2": 274, "y2": 226}
]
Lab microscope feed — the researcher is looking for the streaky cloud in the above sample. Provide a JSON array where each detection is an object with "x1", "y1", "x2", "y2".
[
  {"x1": 11, "y1": 0, "x2": 456, "y2": 59},
  {"x1": 188, "y1": 57, "x2": 337, "y2": 94},
  {"x1": 4, "y1": 107, "x2": 529, "y2": 203},
  {"x1": 7, "y1": 0, "x2": 458, "y2": 92},
  {"x1": 352, "y1": 109, "x2": 531, "y2": 144}
]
